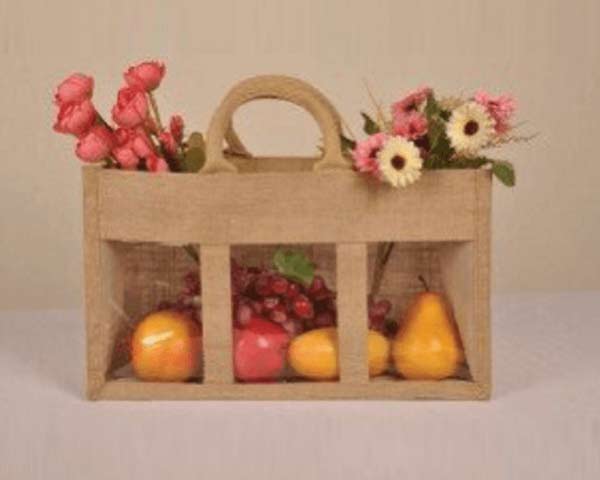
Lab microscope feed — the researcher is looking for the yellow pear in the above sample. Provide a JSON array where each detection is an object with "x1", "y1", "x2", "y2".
[{"x1": 392, "y1": 282, "x2": 464, "y2": 380}]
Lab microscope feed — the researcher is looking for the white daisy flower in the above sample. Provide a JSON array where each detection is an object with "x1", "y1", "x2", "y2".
[
  {"x1": 446, "y1": 101, "x2": 494, "y2": 156},
  {"x1": 376, "y1": 136, "x2": 423, "y2": 188}
]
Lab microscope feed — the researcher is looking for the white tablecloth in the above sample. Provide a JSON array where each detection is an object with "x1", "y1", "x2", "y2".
[{"x1": 1, "y1": 292, "x2": 599, "y2": 479}]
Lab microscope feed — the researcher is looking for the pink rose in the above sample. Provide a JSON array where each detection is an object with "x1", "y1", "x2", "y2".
[
  {"x1": 131, "y1": 131, "x2": 154, "y2": 158},
  {"x1": 124, "y1": 61, "x2": 166, "y2": 91},
  {"x1": 392, "y1": 111, "x2": 428, "y2": 140},
  {"x1": 112, "y1": 128, "x2": 156, "y2": 169},
  {"x1": 75, "y1": 125, "x2": 115, "y2": 163},
  {"x1": 53, "y1": 99, "x2": 96, "y2": 137},
  {"x1": 54, "y1": 73, "x2": 94, "y2": 105},
  {"x1": 114, "y1": 127, "x2": 132, "y2": 146},
  {"x1": 146, "y1": 155, "x2": 169, "y2": 172},
  {"x1": 111, "y1": 86, "x2": 148, "y2": 128},
  {"x1": 169, "y1": 115, "x2": 184, "y2": 143},
  {"x1": 112, "y1": 128, "x2": 138, "y2": 169},
  {"x1": 113, "y1": 146, "x2": 140, "y2": 170},
  {"x1": 159, "y1": 131, "x2": 178, "y2": 156},
  {"x1": 474, "y1": 90, "x2": 516, "y2": 134}
]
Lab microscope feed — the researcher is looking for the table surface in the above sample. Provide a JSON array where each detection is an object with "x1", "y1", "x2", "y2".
[{"x1": 1, "y1": 292, "x2": 599, "y2": 480}]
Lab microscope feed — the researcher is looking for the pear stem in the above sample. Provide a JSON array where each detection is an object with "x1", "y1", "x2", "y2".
[{"x1": 418, "y1": 275, "x2": 430, "y2": 292}]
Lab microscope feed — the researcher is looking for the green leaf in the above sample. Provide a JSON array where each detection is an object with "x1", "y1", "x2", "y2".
[
  {"x1": 427, "y1": 122, "x2": 453, "y2": 167},
  {"x1": 361, "y1": 112, "x2": 380, "y2": 135},
  {"x1": 182, "y1": 132, "x2": 206, "y2": 172},
  {"x1": 340, "y1": 134, "x2": 356, "y2": 157},
  {"x1": 340, "y1": 134, "x2": 356, "y2": 154},
  {"x1": 492, "y1": 160, "x2": 516, "y2": 186},
  {"x1": 450, "y1": 156, "x2": 491, "y2": 169},
  {"x1": 187, "y1": 131, "x2": 205, "y2": 149},
  {"x1": 439, "y1": 109, "x2": 451, "y2": 121},
  {"x1": 424, "y1": 94, "x2": 441, "y2": 119},
  {"x1": 423, "y1": 94, "x2": 456, "y2": 167},
  {"x1": 272, "y1": 249, "x2": 315, "y2": 286}
]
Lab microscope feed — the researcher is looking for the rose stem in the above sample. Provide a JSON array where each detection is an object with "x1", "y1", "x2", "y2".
[
  {"x1": 370, "y1": 242, "x2": 395, "y2": 298},
  {"x1": 96, "y1": 114, "x2": 113, "y2": 130},
  {"x1": 183, "y1": 245, "x2": 199, "y2": 263},
  {"x1": 418, "y1": 275, "x2": 430, "y2": 292},
  {"x1": 148, "y1": 91, "x2": 164, "y2": 132}
]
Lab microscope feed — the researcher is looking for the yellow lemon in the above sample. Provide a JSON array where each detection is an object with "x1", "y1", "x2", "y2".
[
  {"x1": 288, "y1": 327, "x2": 390, "y2": 380},
  {"x1": 368, "y1": 329, "x2": 391, "y2": 376}
]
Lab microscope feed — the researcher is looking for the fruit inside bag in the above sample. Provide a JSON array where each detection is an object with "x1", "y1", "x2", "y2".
[
  {"x1": 230, "y1": 250, "x2": 339, "y2": 382},
  {"x1": 108, "y1": 242, "x2": 202, "y2": 382},
  {"x1": 110, "y1": 242, "x2": 469, "y2": 384}
]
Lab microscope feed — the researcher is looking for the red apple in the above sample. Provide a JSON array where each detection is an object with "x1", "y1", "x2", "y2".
[{"x1": 234, "y1": 317, "x2": 290, "y2": 382}]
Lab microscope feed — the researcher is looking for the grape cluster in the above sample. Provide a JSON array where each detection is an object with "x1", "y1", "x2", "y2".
[
  {"x1": 159, "y1": 260, "x2": 394, "y2": 337},
  {"x1": 156, "y1": 271, "x2": 202, "y2": 323},
  {"x1": 231, "y1": 260, "x2": 336, "y2": 337},
  {"x1": 367, "y1": 297, "x2": 393, "y2": 333}
]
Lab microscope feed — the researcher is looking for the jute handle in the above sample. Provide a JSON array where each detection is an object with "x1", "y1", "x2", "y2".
[
  {"x1": 202, "y1": 75, "x2": 350, "y2": 174},
  {"x1": 224, "y1": 123, "x2": 251, "y2": 157}
]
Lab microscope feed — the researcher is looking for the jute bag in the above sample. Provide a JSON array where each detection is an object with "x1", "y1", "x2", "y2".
[{"x1": 83, "y1": 75, "x2": 491, "y2": 400}]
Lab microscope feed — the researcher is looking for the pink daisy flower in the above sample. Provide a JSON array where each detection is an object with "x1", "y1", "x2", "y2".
[
  {"x1": 392, "y1": 111, "x2": 428, "y2": 140},
  {"x1": 352, "y1": 132, "x2": 388, "y2": 178},
  {"x1": 473, "y1": 90, "x2": 516, "y2": 134},
  {"x1": 392, "y1": 86, "x2": 432, "y2": 117}
]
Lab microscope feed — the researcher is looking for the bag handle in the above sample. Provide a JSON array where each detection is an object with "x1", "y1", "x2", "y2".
[
  {"x1": 224, "y1": 123, "x2": 251, "y2": 157},
  {"x1": 201, "y1": 75, "x2": 350, "y2": 174}
]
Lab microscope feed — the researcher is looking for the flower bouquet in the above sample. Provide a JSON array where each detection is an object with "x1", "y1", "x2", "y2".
[
  {"x1": 53, "y1": 61, "x2": 202, "y2": 173},
  {"x1": 344, "y1": 85, "x2": 530, "y2": 188}
]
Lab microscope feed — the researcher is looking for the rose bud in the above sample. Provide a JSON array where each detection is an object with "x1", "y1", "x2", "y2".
[
  {"x1": 114, "y1": 127, "x2": 132, "y2": 146},
  {"x1": 124, "y1": 61, "x2": 166, "y2": 92},
  {"x1": 111, "y1": 86, "x2": 149, "y2": 128},
  {"x1": 53, "y1": 99, "x2": 96, "y2": 137},
  {"x1": 75, "y1": 125, "x2": 115, "y2": 163},
  {"x1": 159, "y1": 131, "x2": 178, "y2": 157},
  {"x1": 54, "y1": 73, "x2": 94, "y2": 105},
  {"x1": 113, "y1": 146, "x2": 139, "y2": 170},
  {"x1": 146, "y1": 155, "x2": 169, "y2": 172},
  {"x1": 131, "y1": 130, "x2": 155, "y2": 158},
  {"x1": 169, "y1": 115, "x2": 184, "y2": 143}
]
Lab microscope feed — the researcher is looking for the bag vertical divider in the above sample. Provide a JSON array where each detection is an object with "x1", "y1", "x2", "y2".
[
  {"x1": 200, "y1": 245, "x2": 234, "y2": 384},
  {"x1": 336, "y1": 243, "x2": 369, "y2": 384}
]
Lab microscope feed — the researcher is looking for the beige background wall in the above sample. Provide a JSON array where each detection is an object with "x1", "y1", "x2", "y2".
[{"x1": 1, "y1": 0, "x2": 599, "y2": 310}]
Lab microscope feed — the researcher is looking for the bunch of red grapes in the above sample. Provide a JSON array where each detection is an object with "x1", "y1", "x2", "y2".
[
  {"x1": 162, "y1": 260, "x2": 393, "y2": 337},
  {"x1": 230, "y1": 260, "x2": 336, "y2": 337}
]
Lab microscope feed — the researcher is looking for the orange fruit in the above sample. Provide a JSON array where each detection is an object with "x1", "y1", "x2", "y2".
[{"x1": 131, "y1": 310, "x2": 202, "y2": 382}]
